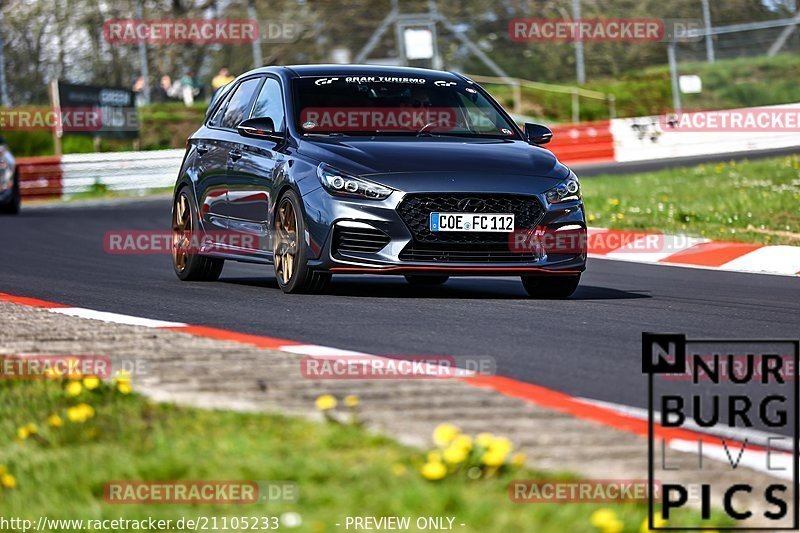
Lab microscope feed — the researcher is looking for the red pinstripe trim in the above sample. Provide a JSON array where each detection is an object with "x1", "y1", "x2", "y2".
[{"x1": 329, "y1": 266, "x2": 582, "y2": 274}]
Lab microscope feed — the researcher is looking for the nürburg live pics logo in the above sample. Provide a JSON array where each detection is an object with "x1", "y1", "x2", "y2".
[{"x1": 643, "y1": 333, "x2": 799, "y2": 530}]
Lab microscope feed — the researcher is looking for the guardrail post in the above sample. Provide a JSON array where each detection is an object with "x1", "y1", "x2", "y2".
[
  {"x1": 607, "y1": 94, "x2": 616, "y2": 119},
  {"x1": 571, "y1": 88, "x2": 580, "y2": 123},
  {"x1": 512, "y1": 81, "x2": 522, "y2": 116}
]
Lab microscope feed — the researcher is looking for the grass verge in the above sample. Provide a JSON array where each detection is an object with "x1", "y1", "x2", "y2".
[
  {"x1": 582, "y1": 155, "x2": 800, "y2": 245},
  {"x1": 0, "y1": 366, "x2": 727, "y2": 532}
]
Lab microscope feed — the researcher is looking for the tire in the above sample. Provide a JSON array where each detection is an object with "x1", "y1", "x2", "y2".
[
  {"x1": 404, "y1": 275, "x2": 449, "y2": 286},
  {"x1": 172, "y1": 187, "x2": 224, "y2": 281},
  {"x1": 274, "y1": 190, "x2": 330, "y2": 294},
  {"x1": 0, "y1": 171, "x2": 20, "y2": 215},
  {"x1": 521, "y1": 274, "x2": 581, "y2": 299}
]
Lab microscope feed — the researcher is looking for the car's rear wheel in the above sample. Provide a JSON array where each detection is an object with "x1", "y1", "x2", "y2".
[
  {"x1": 0, "y1": 171, "x2": 20, "y2": 215},
  {"x1": 404, "y1": 275, "x2": 449, "y2": 286},
  {"x1": 172, "y1": 187, "x2": 224, "y2": 281},
  {"x1": 521, "y1": 274, "x2": 580, "y2": 299},
  {"x1": 274, "y1": 190, "x2": 330, "y2": 294}
]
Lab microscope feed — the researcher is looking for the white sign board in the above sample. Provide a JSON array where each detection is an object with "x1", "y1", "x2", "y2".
[
  {"x1": 679, "y1": 75, "x2": 702, "y2": 94},
  {"x1": 404, "y1": 28, "x2": 434, "y2": 60}
]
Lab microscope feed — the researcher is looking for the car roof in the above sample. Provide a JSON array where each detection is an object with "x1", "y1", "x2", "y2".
[{"x1": 243, "y1": 64, "x2": 464, "y2": 81}]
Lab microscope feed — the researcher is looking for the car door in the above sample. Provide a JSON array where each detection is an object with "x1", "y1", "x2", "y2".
[
  {"x1": 226, "y1": 76, "x2": 288, "y2": 254},
  {"x1": 203, "y1": 76, "x2": 262, "y2": 230},
  {"x1": 192, "y1": 93, "x2": 232, "y2": 231}
]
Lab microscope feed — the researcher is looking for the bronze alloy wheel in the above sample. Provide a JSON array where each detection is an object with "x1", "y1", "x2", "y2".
[
  {"x1": 171, "y1": 187, "x2": 224, "y2": 282},
  {"x1": 274, "y1": 196, "x2": 298, "y2": 285},
  {"x1": 172, "y1": 192, "x2": 192, "y2": 274}
]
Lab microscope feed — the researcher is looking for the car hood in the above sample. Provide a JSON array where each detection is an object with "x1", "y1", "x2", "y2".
[{"x1": 296, "y1": 136, "x2": 570, "y2": 182}]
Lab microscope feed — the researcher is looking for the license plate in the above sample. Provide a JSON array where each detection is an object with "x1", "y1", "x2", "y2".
[{"x1": 430, "y1": 213, "x2": 515, "y2": 232}]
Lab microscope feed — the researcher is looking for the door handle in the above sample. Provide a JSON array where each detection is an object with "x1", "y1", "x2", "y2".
[
  {"x1": 196, "y1": 144, "x2": 209, "y2": 155},
  {"x1": 228, "y1": 149, "x2": 243, "y2": 161}
]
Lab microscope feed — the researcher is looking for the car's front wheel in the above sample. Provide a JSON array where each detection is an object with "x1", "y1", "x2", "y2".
[
  {"x1": 172, "y1": 187, "x2": 224, "y2": 281},
  {"x1": 274, "y1": 190, "x2": 330, "y2": 294},
  {"x1": 0, "y1": 171, "x2": 20, "y2": 215},
  {"x1": 521, "y1": 274, "x2": 581, "y2": 299}
]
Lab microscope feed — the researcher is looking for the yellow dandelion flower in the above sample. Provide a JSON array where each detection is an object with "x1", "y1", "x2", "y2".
[
  {"x1": 443, "y1": 445, "x2": 469, "y2": 465},
  {"x1": 391, "y1": 463, "x2": 407, "y2": 477},
  {"x1": 420, "y1": 461, "x2": 447, "y2": 481},
  {"x1": 77, "y1": 403, "x2": 95, "y2": 419},
  {"x1": 639, "y1": 513, "x2": 668, "y2": 532},
  {"x1": 16, "y1": 427, "x2": 30, "y2": 440},
  {"x1": 343, "y1": 395, "x2": 359, "y2": 408},
  {"x1": 427, "y1": 450, "x2": 442, "y2": 463},
  {"x1": 65, "y1": 380, "x2": 83, "y2": 397},
  {"x1": 617, "y1": 213, "x2": 625, "y2": 220},
  {"x1": 511, "y1": 452, "x2": 527, "y2": 466},
  {"x1": 451, "y1": 434, "x2": 472, "y2": 451},
  {"x1": 66, "y1": 404, "x2": 94, "y2": 423},
  {"x1": 83, "y1": 376, "x2": 100, "y2": 390},
  {"x1": 117, "y1": 381, "x2": 132, "y2": 395},
  {"x1": 432, "y1": 423, "x2": 460, "y2": 447},
  {"x1": 590, "y1": 508, "x2": 618, "y2": 528},
  {"x1": 481, "y1": 449, "x2": 507, "y2": 467},
  {"x1": 315, "y1": 394, "x2": 337, "y2": 411},
  {"x1": 47, "y1": 414, "x2": 64, "y2": 428},
  {"x1": 475, "y1": 432, "x2": 495, "y2": 448},
  {"x1": 0, "y1": 465, "x2": 6, "y2": 475},
  {"x1": 488, "y1": 436, "x2": 513, "y2": 455},
  {"x1": 1, "y1": 473, "x2": 17, "y2": 490},
  {"x1": 603, "y1": 519, "x2": 625, "y2": 533}
]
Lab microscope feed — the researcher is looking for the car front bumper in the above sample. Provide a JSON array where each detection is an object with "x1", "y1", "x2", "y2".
[{"x1": 301, "y1": 187, "x2": 587, "y2": 276}]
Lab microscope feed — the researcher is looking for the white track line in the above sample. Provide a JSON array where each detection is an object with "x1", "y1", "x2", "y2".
[{"x1": 49, "y1": 307, "x2": 187, "y2": 328}]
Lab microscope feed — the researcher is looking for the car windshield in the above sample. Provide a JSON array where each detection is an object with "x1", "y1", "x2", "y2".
[{"x1": 292, "y1": 75, "x2": 520, "y2": 138}]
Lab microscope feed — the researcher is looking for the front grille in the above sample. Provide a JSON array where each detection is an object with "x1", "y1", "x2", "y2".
[
  {"x1": 333, "y1": 224, "x2": 391, "y2": 255},
  {"x1": 396, "y1": 193, "x2": 545, "y2": 263}
]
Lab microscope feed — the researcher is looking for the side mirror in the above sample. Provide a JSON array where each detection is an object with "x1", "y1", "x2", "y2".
[
  {"x1": 237, "y1": 117, "x2": 284, "y2": 142},
  {"x1": 524, "y1": 123, "x2": 553, "y2": 145}
]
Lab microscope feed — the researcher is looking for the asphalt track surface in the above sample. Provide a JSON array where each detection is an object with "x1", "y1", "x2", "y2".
[{"x1": 2, "y1": 196, "x2": 799, "y2": 437}]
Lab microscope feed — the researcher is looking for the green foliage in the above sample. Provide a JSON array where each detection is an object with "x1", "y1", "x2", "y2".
[{"x1": 582, "y1": 155, "x2": 800, "y2": 244}]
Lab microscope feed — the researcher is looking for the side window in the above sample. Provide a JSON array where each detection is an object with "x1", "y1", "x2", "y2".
[
  {"x1": 219, "y1": 78, "x2": 261, "y2": 129},
  {"x1": 251, "y1": 78, "x2": 285, "y2": 132},
  {"x1": 207, "y1": 92, "x2": 231, "y2": 127}
]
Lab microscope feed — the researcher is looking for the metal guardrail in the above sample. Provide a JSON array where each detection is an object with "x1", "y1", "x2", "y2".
[{"x1": 60, "y1": 149, "x2": 184, "y2": 195}]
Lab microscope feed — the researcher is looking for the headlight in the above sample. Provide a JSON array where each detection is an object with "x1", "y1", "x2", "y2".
[
  {"x1": 545, "y1": 175, "x2": 581, "y2": 204},
  {"x1": 317, "y1": 163, "x2": 393, "y2": 200}
]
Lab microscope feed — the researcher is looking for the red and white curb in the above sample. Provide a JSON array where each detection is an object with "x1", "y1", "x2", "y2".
[
  {"x1": 0, "y1": 291, "x2": 791, "y2": 478},
  {"x1": 588, "y1": 228, "x2": 800, "y2": 276}
]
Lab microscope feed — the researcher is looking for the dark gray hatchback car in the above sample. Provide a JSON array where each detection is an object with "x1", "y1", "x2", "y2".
[{"x1": 172, "y1": 65, "x2": 587, "y2": 297}]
